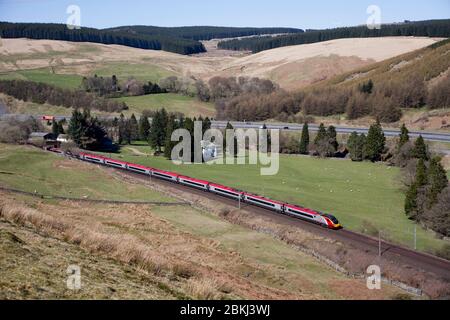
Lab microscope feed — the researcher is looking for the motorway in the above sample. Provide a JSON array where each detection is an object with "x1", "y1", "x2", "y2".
[
  {"x1": 2, "y1": 113, "x2": 450, "y2": 143},
  {"x1": 212, "y1": 121, "x2": 450, "y2": 143}
]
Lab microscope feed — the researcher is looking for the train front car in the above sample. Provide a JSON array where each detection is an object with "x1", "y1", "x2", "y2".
[{"x1": 321, "y1": 214, "x2": 342, "y2": 230}]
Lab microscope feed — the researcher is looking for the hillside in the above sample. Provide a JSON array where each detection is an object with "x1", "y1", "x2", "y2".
[
  {"x1": 0, "y1": 22, "x2": 206, "y2": 55},
  {"x1": 0, "y1": 37, "x2": 440, "y2": 91},
  {"x1": 106, "y1": 25, "x2": 303, "y2": 40},
  {"x1": 0, "y1": 144, "x2": 406, "y2": 299},
  {"x1": 218, "y1": 19, "x2": 450, "y2": 53},
  {"x1": 215, "y1": 37, "x2": 441, "y2": 89}
]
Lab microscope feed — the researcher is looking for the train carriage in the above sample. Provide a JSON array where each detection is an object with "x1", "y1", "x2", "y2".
[
  {"x1": 209, "y1": 183, "x2": 243, "y2": 200},
  {"x1": 68, "y1": 151, "x2": 342, "y2": 230},
  {"x1": 178, "y1": 176, "x2": 210, "y2": 191},
  {"x1": 126, "y1": 163, "x2": 152, "y2": 175},
  {"x1": 79, "y1": 153, "x2": 105, "y2": 164},
  {"x1": 104, "y1": 158, "x2": 128, "y2": 169},
  {"x1": 243, "y1": 193, "x2": 284, "y2": 212},
  {"x1": 150, "y1": 169, "x2": 179, "y2": 182}
]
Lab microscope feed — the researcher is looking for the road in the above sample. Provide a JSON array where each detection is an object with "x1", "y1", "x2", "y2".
[
  {"x1": 2, "y1": 113, "x2": 450, "y2": 143},
  {"x1": 212, "y1": 121, "x2": 450, "y2": 143}
]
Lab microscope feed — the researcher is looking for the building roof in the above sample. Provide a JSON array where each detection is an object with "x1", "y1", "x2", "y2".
[{"x1": 30, "y1": 132, "x2": 51, "y2": 138}]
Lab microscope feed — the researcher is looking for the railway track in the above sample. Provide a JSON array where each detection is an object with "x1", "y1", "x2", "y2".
[{"x1": 115, "y1": 166, "x2": 450, "y2": 281}]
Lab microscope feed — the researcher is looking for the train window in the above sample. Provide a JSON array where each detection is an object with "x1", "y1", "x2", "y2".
[
  {"x1": 214, "y1": 188, "x2": 239, "y2": 197},
  {"x1": 128, "y1": 166, "x2": 146, "y2": 173},
  {"x1": 181, "y1": 180, "x2": 206, "y2": 188},
  {"x1": 86, "y1": 157, "x2": 101, "y2": 162},
  {"x1": 106, "y1": 161, "x2": 124, "y2": 168},
  {"x1": 246, "y1": 196, "x2": 276, "y2": 207},
  {"x1": 153, "y1": 172, "x2": 173, "y2": 179},
  {"x1": 287, "y1": 208, "x2": 314, "y2": 219}
]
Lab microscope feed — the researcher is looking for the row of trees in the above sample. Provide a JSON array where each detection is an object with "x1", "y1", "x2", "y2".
[
  {"x1": 0, "y1": 117, "x2": 43, "y2": 144},
  {"x1": 215, "y1": 73, "x2": 448, "y2": 123},
  {"x1": 218, "y1": 19, "x2": 450, "y2": 53},
  {"x1": 399, "y1": 128, "x2": 449, "y2": 237},
  {"x1": 81, "y1": 75, "x2": 165, "y2": 97},
  {"x1": 347, "y1": 122, "x2": 386, "y2": 162},
  {"x1": 0, "y1": 80, "x2": 128, "y2": 113},
  {"x1": 106, "y1": 25, "x2": 303, "y2": 41},
  {"x1": 0, "y1": 22, "x2": 206, "y2": 55},
  {"x1": 159, "y1": 76, "x2": 278, "y2": 103},
  {"x1": 67, "y1": 109, "x2": 108, "y2": 150}
]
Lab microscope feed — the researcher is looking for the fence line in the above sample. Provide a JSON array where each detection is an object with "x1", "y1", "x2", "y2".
[{"x1": 0, "y1": 186, "x2": 190, "y2": 206}]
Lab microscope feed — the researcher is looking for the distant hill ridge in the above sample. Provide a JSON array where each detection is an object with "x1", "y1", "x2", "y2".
[
  {"x1": 0, "y1": 22, "x2": 303, "y2": 55},
  {"x1": 218, "y1": 19, "x2": 450, "y2": 53}
]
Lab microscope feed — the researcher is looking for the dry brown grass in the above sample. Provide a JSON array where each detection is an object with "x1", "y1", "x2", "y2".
[
  {"x1": 0, "y1": 37, "x2": 440, "y2": 90},
  {"x1": 185, "y1": 277, "x2": 222, "y2": 300},
  {"x1": 0, "y1": 193, "x2": 305, "y2": 299}
]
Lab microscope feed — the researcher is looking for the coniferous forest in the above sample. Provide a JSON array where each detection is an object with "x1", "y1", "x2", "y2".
[
  {"x1": 0, "y1": 22, "x2": 304, "y2": 55},
  {"x1": 218, "y1": 19, "x2": 450, "y2": 53}
]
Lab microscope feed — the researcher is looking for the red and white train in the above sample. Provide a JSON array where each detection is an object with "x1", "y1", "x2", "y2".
[{"x1": 61, "y1": 150, "x2": 342, "y2": 230}]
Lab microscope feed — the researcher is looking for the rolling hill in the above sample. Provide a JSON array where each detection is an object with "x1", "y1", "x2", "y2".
[{"x1": 0, "y1": 37, "x2": 441, "y2": 91}]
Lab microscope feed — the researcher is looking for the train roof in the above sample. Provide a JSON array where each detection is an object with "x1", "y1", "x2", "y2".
[
  {"x1": 103, "y1": 157, "x2": 129, "y2": 165},
  {"x1": 127, "y1": 163, "x2": 152, "y2": 170},
  {"x1": 178, "y1": 175, "x2": 210, "y2": 185},
  {"x1": 209, "y1": 183, "x2": 242, "y2": 193},
  {"x1": 284, "y1": 203, "x2": 321, "y2": 216},
  {"x1": 151, "y1": 168, "x2": 180, "y2": 177}
]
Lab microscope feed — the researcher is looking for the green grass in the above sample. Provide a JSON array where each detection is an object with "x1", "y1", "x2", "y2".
[
  {"x1": 0, "y1": 144, "x2": 174, "y2": 202},
  {"x1": 114, "y1": 93, "x2": 216, "y2": 118},
  {"x1": 98, "y1": 145, "x2": 448, "y2": 253},
  {"x1": 0, "y1": 68, "x2": 83, "y2": 89},
  {"x1": 92, "y1": 62, "x2": 175, "y2": 84}
]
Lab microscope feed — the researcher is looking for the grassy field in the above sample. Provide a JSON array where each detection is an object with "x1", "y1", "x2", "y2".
[
  {"x1": 0, "y1": 68, "x2": 83, "y2": 89},
  {"x1": 0, "y1": 144, "x2": 174, "y2": 202},
  {"x1": 0, "y1": 144, "x2": 408, "y2": 299},
  {"x1": 93, "y1": 62, "x2": 175, "y2": 84},
  {"x1": 114, "y1": 93, "x2": 216, "y2": 118},
  {"x1": 98, "y1": 144, "x2": 449, "y2": 253}
]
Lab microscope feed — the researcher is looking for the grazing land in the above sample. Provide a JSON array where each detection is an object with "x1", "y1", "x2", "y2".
[
  {"x1": 0, "y1": 145, "x2": 407, "y2": 299},
  {"x1": 0, "y1": 37, "x2": 440, "y2": 90},
  {"x1": 0, "y1": 144, "x2": 175, "y2": 202},
  {"x1": 114, "y1": 93, "x2": 215, "y2": 118},
  {"x1": 97, "y1": 145, "x2": 449, "y2": 254}
]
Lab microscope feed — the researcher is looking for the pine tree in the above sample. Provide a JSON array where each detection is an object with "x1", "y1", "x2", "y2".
[
  {"x1": 364, "y1": 121, "x2": 385, "y2": 161},
  {"x1": 426, "y1": 157, "x2": 449, "y2": 208},
  {"x1": 412, "y1": 135, "x2": 429, "y2": 161},
  {"x1": 314, "y1": 123, "x2": 327, "y2": 145},
  {"x1": 299, "y1": 123, "x2": 309, "y2": 155},
  {"x1": 52, "y1": 120, "x2": 59, "y2": 136},
  {"x1": 398, "y1": 124, "x2": 409, "y2": 150},
  {"x1": 164, "y1": 114, "x2": 177, "y2": 159},
  {"x1": 327, "y1": 125, "x2": 339, "y2": 151},
  {"x1": 57, "y1": 121, "x2": 65, "y2": 134},
  {"x1": 68, "y1": 109, "x2": 84, "y2": 145},
  {"x1": 347, "y1": 132, "x2": 366, "y2": 161},
  {"x1": 138, "y1": 115, "x2": 150, "y2": 141},
  {"x1": 149, "y1": 110, "x2": 160, "y2": 151},
  {"x1": 129, "y1": 113, "x2": 139, "y2": 142},
  {"x1": 405, "y1": 183, "x2": 418, "y2": 220},
  {"x1": 416, "y1": 159, "x2": 428, "y2": 187}
]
